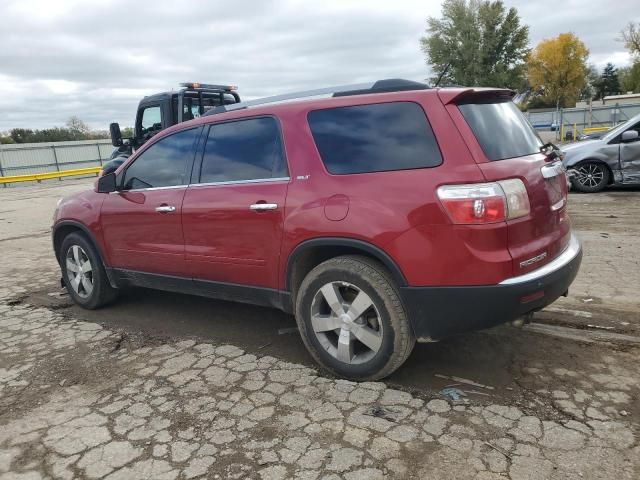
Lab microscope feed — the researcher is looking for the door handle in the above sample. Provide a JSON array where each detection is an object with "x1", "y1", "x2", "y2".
[
  {"x1": 249, "y1": 203, "x2": 278, "y2": 211},
  {"x1": 155, "y1": 205, "x2": 176, "y2": 213}
]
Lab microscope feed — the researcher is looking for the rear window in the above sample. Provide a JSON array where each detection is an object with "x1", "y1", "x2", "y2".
[
  {"x1": 307, "y1": 102, "x2": 442, "y2": 174},
  {"x1": 458, "y1": 101, "x2": 543, "y2": 161}
]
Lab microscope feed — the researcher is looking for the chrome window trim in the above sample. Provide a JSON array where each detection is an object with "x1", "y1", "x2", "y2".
[
  {"x1": 188, "y1": 177, "x2": 290, "y2": 188},
  {"x1": 114, "y1": 184, "x2": 186, "y2": 194},
  {"x1": 499, "y1": 234, "x2": 581, "y2": 285}
]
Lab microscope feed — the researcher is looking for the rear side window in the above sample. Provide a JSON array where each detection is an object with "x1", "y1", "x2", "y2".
[
  {"x1": 458, "y1": 101, "x2": 543, "y2": 161},
  {"x1": 200, "y1": 117, "x2": 287, "y2": 183},
  {"x1": 308, "y1": 102, "x2": 442, "y2": 174},
  {"x1": 123, "y1": 128, "x2": 199, "y2": 190}
]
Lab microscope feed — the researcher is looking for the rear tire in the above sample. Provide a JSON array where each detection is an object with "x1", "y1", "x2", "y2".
[
  {"x1": 60, "y1": 232, "x2": 118, "y2": 309},
  {"x1": 571, "y1": 162, "x2": 609, "y2": 193},
  {"x1": 295, "y1": 255, "x2": 415, "y2": 381}
]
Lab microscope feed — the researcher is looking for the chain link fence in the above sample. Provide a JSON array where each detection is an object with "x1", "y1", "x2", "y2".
[
  {"x1": 0, "y1": 139, "x2": 113, "y2": 185},
  {"x1": 527, "y1": 103, "x2": 640, "y2": 140}
]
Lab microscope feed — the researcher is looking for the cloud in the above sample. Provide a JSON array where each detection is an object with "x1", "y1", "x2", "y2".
[{"x1": 0, "y1": 0, "x2": 638, "y2": 130}]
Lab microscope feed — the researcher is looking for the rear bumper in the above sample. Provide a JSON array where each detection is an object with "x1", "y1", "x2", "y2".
[{"x1": 399, "y1": 234, "x2": 582, "y2": 341}]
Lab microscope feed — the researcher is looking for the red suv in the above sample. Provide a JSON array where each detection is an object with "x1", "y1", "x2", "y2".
[{"x1": 53, "y1": 79, "x2": 582, "y2": 380}]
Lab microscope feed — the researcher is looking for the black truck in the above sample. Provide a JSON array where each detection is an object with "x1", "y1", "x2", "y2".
[{"x1": 104, "y1": 83, "x2": 241, "y2": 174}]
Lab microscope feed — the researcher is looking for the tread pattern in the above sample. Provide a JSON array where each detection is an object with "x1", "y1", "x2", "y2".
[
  {"x1": 60, "y1": 232, "x2": 118, "y2": 310},
  {"x1": 295, "y1": 255, "x2": 415, "y2": 381}
]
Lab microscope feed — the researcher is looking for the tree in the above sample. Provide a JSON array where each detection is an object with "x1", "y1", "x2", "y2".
[
  {"x1": 600, "y1": 63, "x2": 620, "y2": 97},
  {"x1": 619, "y1": 63, "x2": 640, "y2": 93},
  {"x1": 0, "y1": 133, "x2": 15, "y2": 144},
  {"x1": 7, "y1": 119, "x2": 109, "y2": 144},
  {"x1": 420, "y1": 0, "x2": 529, "y2": 88},
  {"x1": 581, "y1": 64, "x2": 601, "y2": 100},
  {"x1": 527, "y1": 33, "x2": 589, "y2": 108},
  {"x1": 66, "y1": 116, "x2": 91, "y2": 140},
  {"x1": 620, "y1": 22, "x2": 640, "y2": 58}
]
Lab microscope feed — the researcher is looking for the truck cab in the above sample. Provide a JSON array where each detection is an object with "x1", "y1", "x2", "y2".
[{"x1": 105, "y1": 83, "x2": 240, "y2": 174}]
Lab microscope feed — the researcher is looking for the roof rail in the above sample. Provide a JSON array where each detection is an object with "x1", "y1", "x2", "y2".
[{"x1": 204, "y1": 78, "x2": 428, "y2": 117}]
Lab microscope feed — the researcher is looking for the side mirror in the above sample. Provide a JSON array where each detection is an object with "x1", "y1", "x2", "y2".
[
  {"x1": 97, "y1": 172, "x2": 117, "y2": 193},
  {"x1": 621, "y1": 130, "x2": 639, "y2": 143},
  {"x1": 110, "y1": 122, "x2": 123, "y2": 147}
]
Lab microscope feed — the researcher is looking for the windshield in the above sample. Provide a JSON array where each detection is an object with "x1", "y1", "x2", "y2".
[
  {"x1": 602, "y1": 114, "x2": 640, "y2": 142},
  {"x1": 458, "y1": 101, "x2": 543, "y2": 161}
]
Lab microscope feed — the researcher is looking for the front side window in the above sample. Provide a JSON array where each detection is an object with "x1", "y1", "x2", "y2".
[
  {"x1": 140, "y1": 106, "x2": 162, "y2": 136},
  {"x1": 200, "y1": 117, "x2": 287, "y2": 183},
  {"x1": 307, "y1": 102, "x2": 442, "y2": 175},
  {"x1": 123, "y1": 128, "x2": 199, "y2": 190}
]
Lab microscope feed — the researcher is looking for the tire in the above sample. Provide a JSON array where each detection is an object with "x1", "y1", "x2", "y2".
[
  {"x1": 60, "y1": 232, "x2": 118, "y2": 309},
  {"x1": 295, "y1": 255, "x2": 415, "y2": 381},
  {"x1": 570, "y1": 162, "x2": 610, "y2": 193}
]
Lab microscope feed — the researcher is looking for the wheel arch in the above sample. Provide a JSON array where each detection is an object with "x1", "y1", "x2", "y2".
[
  {"x1": 285, "y1": 237, "x2": 407, "y2": 307},
  {"x1": 53, "y1": 221, "x2": 118, "y2": 288}
]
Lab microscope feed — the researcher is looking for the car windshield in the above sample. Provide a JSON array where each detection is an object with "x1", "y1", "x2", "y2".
[{"x1": 602, "y1": 114, "x2": 640, "y2": 142}]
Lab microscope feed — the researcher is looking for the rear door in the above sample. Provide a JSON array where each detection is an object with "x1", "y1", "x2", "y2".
[
  {"x1": 618, "y1": 120, "x2": 640, "y2": 183},
  {"x1": 445, "y1": 93, "x2": 570, "y2": 277},
  {"x1": 182, "y1": 117, "x2": 289, "y2": 288},
  {"x1": 101, "y1": 127, "x2": 200, "y2": 276}
]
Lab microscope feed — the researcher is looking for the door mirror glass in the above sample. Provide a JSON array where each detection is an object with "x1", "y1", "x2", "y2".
[
  {"x1": 110, "y1": 122, "x2": 123, "y2": 147},
  {"x1": 97, "y1": 172, "x2": 117, "y2": 193},
  {"x1": 621, "y1": 130, "x2": 639, "y2": 142}
]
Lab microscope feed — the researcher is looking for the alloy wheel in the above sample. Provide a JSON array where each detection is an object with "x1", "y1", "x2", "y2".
[
  {"x1": 65, "y1": 245, "x2": 94, "y2": 299},
  {"x1": 575, "y1": 163, "x2": 605, "y2": 189},
  {"x1": 310, "y1": 281, "x2": 383, "y2": 364}
]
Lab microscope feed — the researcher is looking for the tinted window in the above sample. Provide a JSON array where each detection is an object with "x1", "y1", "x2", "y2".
[
  {"x1": 307, "y1": 102, "x2": 442, "y2": 174},
  {"x1": 200, "y1": 117, "x2": 287, "y2": 183},
  {"x1": 123, "y1": 128, "x2": 199, "y2": 190},
  {"x1": 458, "y1": 101, "x2": 543, "y2": 161}
]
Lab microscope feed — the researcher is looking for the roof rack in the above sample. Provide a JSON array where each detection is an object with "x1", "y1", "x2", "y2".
[{"x1": 204, "y1": 78, "x2": 428, "y2": 117}]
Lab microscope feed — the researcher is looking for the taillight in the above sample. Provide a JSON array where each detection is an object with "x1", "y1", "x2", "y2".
[{"x1": 437, "y1": 179, "x2": 530, "y2": 225}]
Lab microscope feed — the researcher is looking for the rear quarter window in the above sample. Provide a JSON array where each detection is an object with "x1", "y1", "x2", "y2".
[
  {"x1": 307, "y1": 102, "x2": 442, "y2": 174},
  {"x1": 458, "y1": 101, "x2": 543, "y2": 161}
]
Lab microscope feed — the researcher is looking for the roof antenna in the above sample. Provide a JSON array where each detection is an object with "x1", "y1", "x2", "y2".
[{"x1": 434, "y1": 62, "x2": 451, "y2": 87}]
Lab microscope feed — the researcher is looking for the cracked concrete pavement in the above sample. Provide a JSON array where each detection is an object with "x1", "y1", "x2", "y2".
[{"x1": 0, "y1": 179, "x2": 638, "y2": 479}]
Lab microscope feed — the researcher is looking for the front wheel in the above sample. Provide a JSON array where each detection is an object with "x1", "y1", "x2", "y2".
[
  {"x1": 60, "y1": 232, "x2": 118, "y2": 309},
  {"x1": 571, "y1": 162, "x2": 610, "y2": 193},
  {"x1": 295, "y1": 255, "x2": 415, "y2": 381}
]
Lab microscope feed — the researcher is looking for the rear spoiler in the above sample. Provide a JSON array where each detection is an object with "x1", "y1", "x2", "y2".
[{"x1": 437, "y1": 87, "x2": 515, "y2": 105}]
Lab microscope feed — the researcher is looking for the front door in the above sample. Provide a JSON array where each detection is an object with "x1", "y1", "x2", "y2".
[
  {"x1": 101, "y1": 127, "x2": 201, "y2": 276},
  {"x1": 620, "y1": 120, "x2": 640, "y2": 183},
  {"x1": 182, "y1": 117, "x2": 289, "y2": 289}
]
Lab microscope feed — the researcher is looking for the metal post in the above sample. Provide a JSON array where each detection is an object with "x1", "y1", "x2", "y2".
[
  {"x1": 97, "y1": 143, "x2": 103, "y2": 166},
  {"x1": 0, "y1": 148, "x2": 6, "y2": 188},
  {"x1": 558, "y1": 108, "x2": 564, "y2": 142},
  {"x1": 52, "y1": 145, "x2": 61, "y2": 181}
]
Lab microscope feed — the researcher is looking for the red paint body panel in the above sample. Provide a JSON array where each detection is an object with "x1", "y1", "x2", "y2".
[
  {"x1": 100, "y1": 188, "x2": 188, "y2": 276},
  {"x1": 446, "y1": 103, "x2": 571, "y2": 276},
  {"x1": 53, "y1": 86, "x2": 573, "y2": 297},
  {"x1": 182, "y1": 181, "x2": 289, "y2": 287}
]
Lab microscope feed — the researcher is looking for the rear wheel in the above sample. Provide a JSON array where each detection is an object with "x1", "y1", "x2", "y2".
[
  {"x1": 295, "y1": 255, "x2": 415, "y2": 381},
  {"x1": 60, "y1": 232, "x2": 117, "y2": 309},
  {"x1": 571, "y1": 162, "x2": 609, "y2": 193}
]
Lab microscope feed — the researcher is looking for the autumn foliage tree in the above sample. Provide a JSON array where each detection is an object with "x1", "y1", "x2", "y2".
[{"x1": 527, "y1": 33, "x2": 589, "y2": 108}]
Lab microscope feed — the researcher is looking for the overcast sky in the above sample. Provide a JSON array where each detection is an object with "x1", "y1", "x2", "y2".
[{"x1": 1, "y1": 0, "x2": 638, "y2": 130}]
